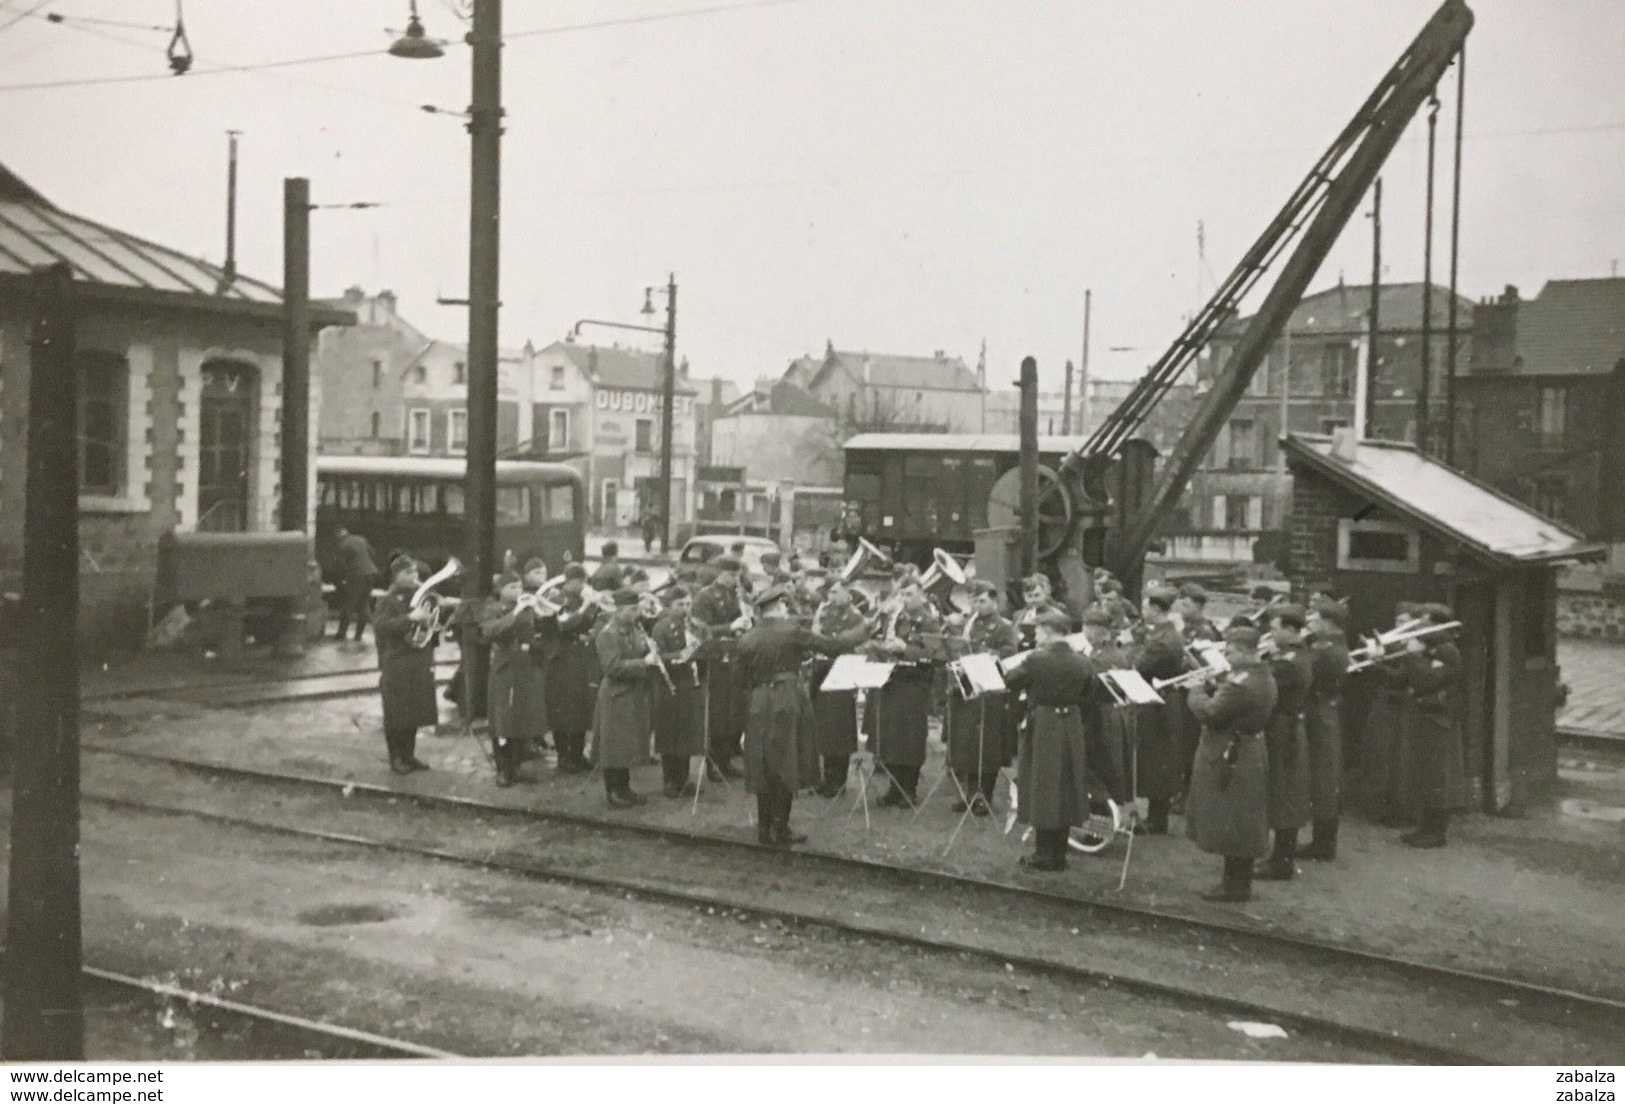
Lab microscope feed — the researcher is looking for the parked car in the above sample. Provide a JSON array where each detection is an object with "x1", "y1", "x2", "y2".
[{"x1": 673, "y1": 535, "x2": 782, "y2": 589}]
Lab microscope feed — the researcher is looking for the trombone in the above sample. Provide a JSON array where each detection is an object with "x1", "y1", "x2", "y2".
[{"x1": 1347, "y1": 620, "x2": 1462, "y2": 673}]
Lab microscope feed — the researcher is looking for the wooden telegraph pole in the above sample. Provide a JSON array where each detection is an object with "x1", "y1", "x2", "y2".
[
  {"x1": 1017, "y1": 356, "x2": 1039, "y2": 579},
  {"x1": 3, "y1": 262, "x2": 85, "y2": 1060}
]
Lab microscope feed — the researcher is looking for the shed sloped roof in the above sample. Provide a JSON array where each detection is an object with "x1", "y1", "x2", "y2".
[
  {"x1": 1283, "y1": 434, "x2": 1602, "y2": 565},
  {"x1": 0, "y1": 160, "x2": 301, "y2": 314},
  {"x1": 1513, "y1": 278, "x2": 1625, "y2": 377}
]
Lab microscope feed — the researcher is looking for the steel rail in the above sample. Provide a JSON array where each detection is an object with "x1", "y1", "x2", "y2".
[{"x1": 80, "y1": 788, "x2": 1463, "y2": 1065}]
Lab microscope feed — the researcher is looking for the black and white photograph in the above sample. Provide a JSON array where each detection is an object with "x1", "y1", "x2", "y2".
[{"x1": 0, "y1": 0, "x2": 1621, "y2": 1090}]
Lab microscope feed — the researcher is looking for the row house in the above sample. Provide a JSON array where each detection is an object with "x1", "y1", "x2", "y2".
[
  {"x1": 0, "y1": 162, "x2": 351, "y2": 649},
  {"x1": 1188, "y1": 281, "x2": 1473, "y2": 564},
  {"x1": 527, "y1": 340, "x2": 698, "y2": 528},
  {"x1": 797, "y1": 341, "x2": 986, "y2": 433},
  {"x1": 1456, "y1": 279, "x2": 1625, "y2": 574}
]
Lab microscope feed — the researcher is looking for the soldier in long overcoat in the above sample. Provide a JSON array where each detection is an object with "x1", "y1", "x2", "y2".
[
  {"x1": 481, "y1": 572, "x2": 550, "y2": 787},
  {"x1": 1257, "y1": 604, "x2": 1314, "y2": 881},
  {"x1": 946, "y1": 580, "x2": 1021, "y2": 814},
  {"x1": 1301, "y1": 599, "x2": 1351, "y2": 859},
  {"x1": 373, "y1": 555, "x2": 439, "y2": 774},
  {"x1": 1131, "y1": 585, "x2": 1189, "y2": 833},
  {"x1": 1079, "y1": 608, "x2": 1132, "y2": 808},
  {"x1": 692, "y1": 555, "x2": 752, "y2": 779},
  {"x1": 1004, "y1": 610, "x2": 1096, "y2": 872},
  {"x1": 1397, "y1": 604, "x2": 1467, "y2": 849},
  {"x1": 651, "y1": 585, "x2": 706, "y2": 797},
  {"x1": 1185, "y1": 625, "x2": 1277, "y2": 902},
  {"x1": 1352, "y1": 601, "x2": 1421, "y2": 821},
  {"x1": 543, "y1": 563, "x2": 600, "y2": 773},
  {"x1": 736, "y1": 586, "x2": 846, "y2": 846},
  {"x1": 866, "y1": 584, "x2": 944, "y2": 807},
  {"x1": 807, "y1": 581, "x2": 873, "y2": 797},
  {"x1": 594, "y1": 588, "x2": 659, "y2": 808},
  {"x1": 1171, "y1": 583, "x2": 1223, "y2": 800}
]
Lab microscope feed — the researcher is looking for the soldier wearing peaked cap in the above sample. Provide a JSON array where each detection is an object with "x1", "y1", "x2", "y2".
[
  {"x1": 807, "y1": 580, "x2": 873, "y2": 797},
  {"x1": 946, "y1": 579, "x2": 1022, "y2": 815},
  {"x1": 594, "y1": 588, "x2": 658, "y2": 808},
  {"x1": 1130, "y1": 584, "x2": 1187, "y2": 833},
  {"x1": 481, "y1": 570, "x2": 550, "y2": 787},
  {"x1": 734, "y1": 585, "x2": 846, "y2": 846},
  {"x1": 650, "y1": 584, "x2": 706, "y2": 797},
  {"x1": 1256, "y1": 602, "x2": 1313, "y2": 881},
  {"x1": 1185, "y1": 625, "x2": 1278, "y2": 902},
  {"x1": 1356, "y1": 600, "x2": 1422, "y2": 821}
]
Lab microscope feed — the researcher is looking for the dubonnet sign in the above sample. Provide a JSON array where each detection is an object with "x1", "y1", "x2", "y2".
[{"x1": 594, "y1": 389, "x2": 693, "y2": 416}]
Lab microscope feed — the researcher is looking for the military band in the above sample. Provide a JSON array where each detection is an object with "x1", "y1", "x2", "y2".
[{"x1": 380, "y1": 540, "x2": 1473, "y2": 903}]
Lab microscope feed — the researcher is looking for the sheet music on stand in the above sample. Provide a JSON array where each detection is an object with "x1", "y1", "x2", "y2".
[
  {"x1": 954, "y1": 653, "x2": 1006, "y2": 696},
  {"x1": 1099, "y1": 668, "x2": 1163, "y2": 705},
  {"x1": 821, "y1": 653, "x2": 895, "y2": 692}
]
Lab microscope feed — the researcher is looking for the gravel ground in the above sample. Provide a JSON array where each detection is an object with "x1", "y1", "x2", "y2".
[
  {"x1": 82, "y1": 691, "x2": 1625, "y2": 1009},
  {"x1": 0, "y1": 797, "x2": 1397, "y2": 1061}
]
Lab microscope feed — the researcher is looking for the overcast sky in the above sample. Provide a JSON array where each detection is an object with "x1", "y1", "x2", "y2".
[{"x1": 1, "y1": 0, "x2": 1621, "y2": 391}]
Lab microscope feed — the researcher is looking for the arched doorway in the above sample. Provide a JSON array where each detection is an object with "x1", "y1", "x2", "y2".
[{"x1": 198, "y1": 360, "x2": 256, "y2": 532}]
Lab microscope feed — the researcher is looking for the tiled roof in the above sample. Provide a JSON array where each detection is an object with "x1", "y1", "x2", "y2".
[
  {"x1": 552, "y1": 341, "x2": 697, "y2": 394},
  {"x1": 818, "y1": 349, "x2": 982, "y2": 392},
  {"x1": 1223, "y1": 281, "x2": 1474, "y2": 337},
  {"x1": 1283, "y1": 434, "x2": 1602, "y2": 565},
  {"x1": 0, "y1": 160, "x2": 347, "y2": 323},
  {"x1": 1510, "y1": 278, "x2": 1625, "y2": 377}
]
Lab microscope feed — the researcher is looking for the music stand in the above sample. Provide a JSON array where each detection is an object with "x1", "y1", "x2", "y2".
[
  {"x1": 690, "y1": 635, "x2": 737, "y2": 815},
  {"x1": 913, "y1": 635, "x2": 974, "y2": 816},
  {"x1": 818, "y1": 655, "x2": 894, "y2": 832},
  {"x1": 1098, "y1": 668, "x2": 1163, "y2": 890}
]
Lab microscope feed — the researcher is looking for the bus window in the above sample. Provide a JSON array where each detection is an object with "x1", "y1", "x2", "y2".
[
  {"x1": 496, "y1": 486, "x2": 530, "y2": 524},
  {"x1": 338, "y1": 480, "x2": 360, "y2": 510},
  {"x1": 318, "y1": 480, "x2": 334, "y2": 508},
  {"x1": 443, "y1": 483, "x2": 465, "y2": 517},
  {"x1": 399, "y1": 480, "x2": 431, "y2": 515},
  {"x1": 543, "y1": 483, "x2": 575, "y2": 522}
]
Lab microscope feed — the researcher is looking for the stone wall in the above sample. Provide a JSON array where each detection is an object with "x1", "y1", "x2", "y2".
[{"x1": 1557, "y1": 568, "x2": 1625, "y2": 640}]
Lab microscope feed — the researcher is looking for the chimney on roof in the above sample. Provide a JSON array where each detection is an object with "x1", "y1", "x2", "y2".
[
  {"x1": 934, "y1": 349, "x2": 944, "y2": 359},
  {"x1": 377, "y1": 289, "x2": 397, "y2": 313},
  {"x1": 343, "y1": 286, "x2": 365, "y2": 304},
  {"x1": 825, "y1": 338, "x2": 834, "y2": 357},
  {"x1": 1502, "y1": 285, "x2": 1520, "y2": 303},
  {"x1": 679, "y1": 355, "x2": 690, "y2": 381},
  {"x1": 588, "y1": 347, "x2": 599, "y2": 374}
]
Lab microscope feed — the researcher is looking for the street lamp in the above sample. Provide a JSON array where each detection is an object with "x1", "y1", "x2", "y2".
[
  {"x1": 573, "y1": 276, "x2": 679, "y2": 554},
  {"x1": 392, "y1": 0, "x2": 500, "y2": 720}
]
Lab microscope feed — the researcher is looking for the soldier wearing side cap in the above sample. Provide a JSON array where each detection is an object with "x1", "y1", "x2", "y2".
[
  {"x1": 866, "y1": 582, "x2": 944, "y2": 808},
  {"x1": 735, "y1": 584, "x2": 846, "y2": 846},
  {"x1": 946, "y1": 579, "x2": 1022, "y2": 815},
  {"x1": 650, "y1": 584, "x2": 707, "y2": 797},
  {"x1": 1301, "y1": 598, "x2": 1350, "y2": 860},
  {"x1": 1256, "y1": 602, "x2": 1314, "y2": 881},
  {"x1": 545, "y1": 562, "x2": 601, "y2": 774},
  {"x1": 1186, "y1": 625, "x2": 1278, "y2": 902},
  {"x1": 807, "y1": 580, "x2": 874, "y2": 798},
  {"x1": 692, "y1": 554, "x2": 752, "y2": 779},
  {"x1": 1130, "y1": 584, "x2": 1188, "y2": 834},
  {"x1": 1171, "y1": 582, "x2": 1223, "y2": 809},
  {"x1": 480, "y1": 569, "x2": 550, "y2": 787},
  {"x1": 1396, "y1": 603, "x2": 1466, "y2": 849},
  {"x1": 1079, "y1": 606, "x2": 1133, "y2": 811},
  {"x1": 372, "y1": 555, "x2": 438, "y2": 775}
]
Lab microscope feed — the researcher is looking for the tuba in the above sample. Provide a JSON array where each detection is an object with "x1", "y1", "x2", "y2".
[
  {"x1": 408, "y1": 557, "x2": 461, "y2": 647},
  {"x1": 918, "y1": 547, "x2": 968, "y2": 614},
  {"x1": 838, "y1": 536, "x2": 893, "y2": 586}
]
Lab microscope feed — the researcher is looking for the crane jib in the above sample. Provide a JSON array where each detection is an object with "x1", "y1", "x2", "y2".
[{"x1": 1055, "y1": 0, "x2": 1473, "y2": 582}]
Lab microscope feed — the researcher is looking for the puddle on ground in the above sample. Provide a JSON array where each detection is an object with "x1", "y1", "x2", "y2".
[{"x1": 296, "y1": 903, "x2": 401, "y2": 927}]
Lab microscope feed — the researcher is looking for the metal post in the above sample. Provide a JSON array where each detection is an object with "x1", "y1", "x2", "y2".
[
  {"x1": 1061, "y1": 360, "x2": 1073, "y2": 436},
  {"x1": 3, "y1": 263, "x2": 84, "y2": 1060},
  {"x1": 1018, "y1": 356, "x2": 1039, "y2": 578},
  {"x1": 1078, "y1": 288, "x2": 1091, "y2": 431},
  {"x1": 659, "y1": 275, "x2": 677, "y2": 554},
  {"x1": 1416, "y1": 97, "x2": 1440, "y2": 454},
  {"x1": 1365, "y1": 178, "x2": 1382, "y2": 437},
  {"x1": 224, "y1": 131, "x2": 240, "y2": 284},
  {"x1": 1278, "y1": 320, "x2": 1291, "y2": 473},
  {"x1": 281, "y1": 178, "x2": 310, "y2": 533},
  {"x1": 1445, "y1": 49, "x2": 1466, "y2": 464},
  {"x1": 462, "y1": 0, "x2": 502, "y2": 716}
]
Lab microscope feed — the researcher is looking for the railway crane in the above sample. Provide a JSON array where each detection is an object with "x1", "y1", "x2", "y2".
[{"x1": 1035, "y1": 0, "x2": 1473, "y2": 602}]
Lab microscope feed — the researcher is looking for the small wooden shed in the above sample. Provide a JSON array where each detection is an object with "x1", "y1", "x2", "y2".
[{"x1": 1282, "y1": 432, "x2": 1604, "y2": 810}]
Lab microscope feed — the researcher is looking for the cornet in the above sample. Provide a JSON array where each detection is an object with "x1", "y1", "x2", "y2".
[
  {"x1": 407, "y1": 557, "x2": 461, "y2": 648},
  {"x1": 515, "y1": 590, "x2": 563, "y2": 617}
]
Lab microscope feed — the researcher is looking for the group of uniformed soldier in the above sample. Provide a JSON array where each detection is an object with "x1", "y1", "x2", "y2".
[{"x1": 371, "y1": 548, "x2": 1468, "y2": 894}]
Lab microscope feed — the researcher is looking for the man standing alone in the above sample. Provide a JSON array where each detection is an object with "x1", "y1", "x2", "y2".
[{"x1": 332, "y1": 526, "x2": 378, "y2": 642}]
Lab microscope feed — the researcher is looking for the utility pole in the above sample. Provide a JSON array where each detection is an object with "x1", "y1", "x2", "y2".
[
  {"x1": 1061, "y1": 360, "x2": 1074, "y2": 436},
  {"x1": 3, "y1": 263, "x2": 84, "y2": 1060},
  {"x1": 1416, "y1": 96, "x2": 1440, "y2": 455},
  {"x1": 659, "y1": 275, "x2": 677, "y2": 555},
  {"x1": 1078, "y1": 289, "x2": 1091, "y2": 432},
  {"x1": 223, "y1": 131, "x2": 240, "y2": 285},
  {"x1": 1363, "y1": 178, "x2": 1382, "y2": 438},
  {"x1": 1018, "y1": 356, "x2": 1039, "y2": 579},
  {"x1": 1278, "y1": 319, "x2": 1292, "y2": 473},
  {"x1": 280, "y1": 178, "x2": 310, "y2": 534},
  {"x1": 462, "y1": 0, "x2": 502, "y2": 716},
  {"x1": 1444, "y1": 49, "x2": 1466, "y2": 465}
]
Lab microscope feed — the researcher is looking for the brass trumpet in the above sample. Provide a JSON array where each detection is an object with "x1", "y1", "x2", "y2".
[
  {"x1": 1347, "y1": 620, "x2": 1461, "y2": 672},
  {"x1": 515, "y1": 590, "x2": 563, "y2": 617}
]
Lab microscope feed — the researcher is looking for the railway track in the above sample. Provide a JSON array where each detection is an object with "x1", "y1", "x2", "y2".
[
  {"x1": 0, "y1": 958, "x2": 456, "y2": 1060},
  {"x1": 80, "y1": 744, "x2": 1625, "y2": 1065},
  {"x1": 83, "y1": 660, "x2": 459, "y2": 710}
]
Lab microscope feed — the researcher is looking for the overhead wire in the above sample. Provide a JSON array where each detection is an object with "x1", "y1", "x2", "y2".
[{"x1": 0, "y1": 0, "x2": 51, "y2": 35}]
